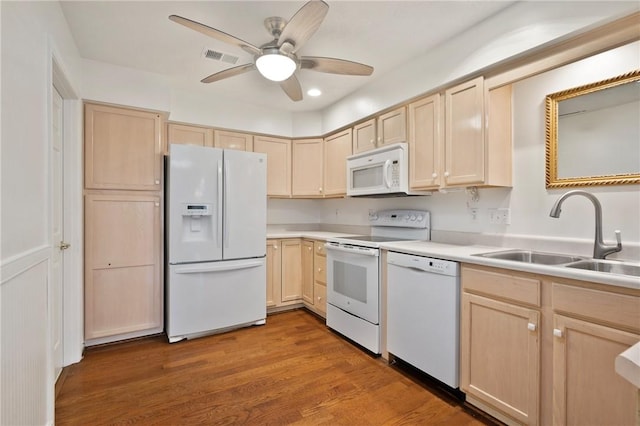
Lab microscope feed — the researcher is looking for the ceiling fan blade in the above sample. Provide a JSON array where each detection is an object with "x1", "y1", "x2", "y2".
[
  {"x1": 201, "y1": 64, "x2": 255, "y2": 83},
  {"x1": 300, "y1": 57, "x2": 374, "y2": 76},
  {"x1": 278, "y1": 0, "x2": 329, "y2": 54},
  {"x1": 280, "y1": 74, "x2": 303, "y2": 102},
  {"x1": 169, "y1": 15, "x2": 261, "y2": 56}
]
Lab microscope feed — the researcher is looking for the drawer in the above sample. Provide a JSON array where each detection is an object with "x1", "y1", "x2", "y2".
[
  {"x1": 552, "y1": 282, "x2": 640, "y2": 332},
  {"x1": 314, "y1": 241, "x2": 326, "y2": 256},
  {"x1": 314, "y1": 283, "x2": 327, "y2": 315},
  {"x1": 462, "y1": 265, "x2": 541, "y2": 307},
  {"x1": 314, "y1": 254, "x2": 326, "y2": 283}
]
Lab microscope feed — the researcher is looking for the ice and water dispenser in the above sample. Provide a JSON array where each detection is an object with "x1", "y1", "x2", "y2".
[{"x1": 181, "y1": 203, "x2": 214, "y2": 241}]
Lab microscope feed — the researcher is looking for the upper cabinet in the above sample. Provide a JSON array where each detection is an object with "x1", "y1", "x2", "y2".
[
  {"x1": 166, "y1": 123, "x2": 213, "y2": 151},
  {"x1": 409, "y1": 77, "x2": 512, "y2": 190},
  {"x1": 85, "y1": 103, "x2": 163, "y2": 191},
  {"x1": 253, "y1": 135, "x2": 292, "y2": 197},
  {"x1": 353, "y1": 107, "x2": 407, "y2": 154},
  {"x1": 214, "y1": 130, "x2": 253, "y2": 151},
  {"x1": 444, "y1": 77, "x2": 486, "y2": 187},
  {"x1": 323, "y1": 129, "x2": 353, "y2": 197},
  {"x1": 292, "y1": 138, "x2": 324, "y2": 198}
]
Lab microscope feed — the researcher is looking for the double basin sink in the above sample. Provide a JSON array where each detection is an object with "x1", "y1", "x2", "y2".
[{"x1": 474, "y1": 249, "x2": 640, "y2": 278}]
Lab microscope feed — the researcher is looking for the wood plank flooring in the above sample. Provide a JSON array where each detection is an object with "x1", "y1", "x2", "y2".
[{"x1": 56, "y1": 310, "x2": 497, "y2": 425}]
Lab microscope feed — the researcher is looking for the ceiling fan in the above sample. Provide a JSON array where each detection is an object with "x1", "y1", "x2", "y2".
[{"x1": 169, "y1": 0, "x2": 374, "y2": 102}]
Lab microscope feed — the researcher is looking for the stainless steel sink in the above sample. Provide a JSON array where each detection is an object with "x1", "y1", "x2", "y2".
[
  {"x1": 565, "y1": 260, "x2": 640, "y2": 277},
  {"x1": 474, "y1": 249, "x2": 585, "y2": 265}
]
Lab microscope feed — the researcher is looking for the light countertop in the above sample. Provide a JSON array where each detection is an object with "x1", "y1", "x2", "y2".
[{"x1": 267, "y1": 231, "x2": 362, "y2": 240}]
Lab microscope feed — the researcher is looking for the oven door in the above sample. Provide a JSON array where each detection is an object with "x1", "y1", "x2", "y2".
[{"x1": 325, "y1": 243, "x2": 380, "y2": 324}]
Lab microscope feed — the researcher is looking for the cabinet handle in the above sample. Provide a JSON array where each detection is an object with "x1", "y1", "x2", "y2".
[
  {"x1": 155, "y1": 180, "x2": 160, "y2": 185},
  {"x1": 527, "y1": 322, "x2": 537, "y2": 331},
  {"x1": 308, "y1": 246, "x2": 312, "y2": 251},
  {"x1": 432, "y1": 173, "x2": 438, "y2": 179},
  {"x1": 273, "y1": 245, "x2": 278, "y2": 250},
  {"x1": 317, "y1": 268, "x2": 322, "y2": 272},
  {"x1": 318, "y1": 187, "x2": 322, "y2": 193},
  {"x1": 369, "y1": 139, "x2": 374, "y2": 144},
  {"x1": 553, "y1": 328, "x2": 563, "y2": 338},
  {"x1": 317, "y1": 296, "x2": 322, "y2": 301},
  {"x1": 444, "y1": 171, "x2": 450, "y2": 177}
]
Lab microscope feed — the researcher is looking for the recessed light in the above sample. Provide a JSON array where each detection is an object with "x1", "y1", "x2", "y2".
[{"x1": 307, "y1": 88, "x2": 322, "y2": 97}]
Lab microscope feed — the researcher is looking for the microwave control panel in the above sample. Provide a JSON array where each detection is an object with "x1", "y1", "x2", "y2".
[{"x1": 391, "y1": 160, "x2": 400, "y2": 188}]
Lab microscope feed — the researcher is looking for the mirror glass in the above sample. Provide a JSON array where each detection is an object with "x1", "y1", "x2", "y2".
[{"x1": 545, "y1": 70, "x2": 640, "y2": 188}]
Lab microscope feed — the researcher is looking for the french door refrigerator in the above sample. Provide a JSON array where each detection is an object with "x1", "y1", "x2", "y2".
[{"x1": 166, "y1": 144, "x2": 267, "y2": 342}]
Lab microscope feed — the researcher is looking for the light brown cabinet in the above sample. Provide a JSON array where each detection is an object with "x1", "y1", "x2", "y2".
[
  {"x1": 461, "y1": 264, "x2": 640, "y2": 426},
  {"x1": 84, "y1": 193, "x2": 162, "y2": 341},
  {"x1": 253, "y1": 136, "x2": 292, "y2": 197},
  {"x1": 460, "y1": 266, "x2": 541, "y2": 425},
  {"x1": 551, "y1": 283, "x2": 639, "y2": 426},
  {"x1": 214, "y1": 129, "x2": 253, "y2": 151},
  {"x1": 266, "y1": 239, "x2": 303, "y2": 309},
  {"x1": 292, "y1": 138, "x2": 324, "y2": 197},
  {"x1": 353, "y1": 107, "x2": 407, "y2": 154},
  {"x1": 408, "y1": 94, "x2": 442, "y2": 189},
  {"x1": 301, "y1": 240, "x2": 315, "y2": 304},
  {"x1": 84, "y1": 103, "x2": 163, "y2": 191},
  {"x1": 302, "y1": 240, "x2": 328, "y2": 317},
  {"x1": 409, "y1": 79, "x2": 511, "y2": 190},
  {"x1": 167, "y1": 123, "x2": 213, "y2": 151},
  {"x1": 323, "y1": 129, "x2": 353, "y2": 197}
]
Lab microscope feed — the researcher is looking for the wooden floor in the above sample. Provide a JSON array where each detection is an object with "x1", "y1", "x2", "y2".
[{"x1": 56, "y1": 310, "x2": 497, "y2": 425}]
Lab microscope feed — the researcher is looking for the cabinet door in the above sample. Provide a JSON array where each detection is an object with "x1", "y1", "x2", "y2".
[
  {"x1": 167, "y1": 123, "x2": 213, "y2": 150},
  {"x1": 281, "y1": 239, "x2": 302, "y2": 302},
  {"x1": 214, "y1": 130, "x2": 253, "y2": 151},
  {"x1": 84, "y1": 193, "x2": 162, "y2": 340},
  {"x1": 408, "y1": 94, "x2": 442, "y2": 189},
  {"x1": 444, "y1": 77, "x2": 485, "y2": 187},
  {"x1": 266, "y1": 240, "x2": 281, "y2": 308},
  {"x1": 553, "y1": 314, "x2": 638, "y2": 426},
  {"x1": 377, "y1": 107, "x2": 407, "y2": 146},
  {"x1": 292, "y1": 139, "x2": 324, "y2": 197},
  {"x1": 85, "y1": 103, "x2": 162, "y2": 190},
  {"x1": 253, "y1": 136, "x2": 292, "y2": 197},
  {"x1": 353, "y1": 119, "x2": 377, "y2": 153},
  {"x1": 302, "y1": 240, "x2": 314, "y2": 304},
  {"x1": 460, "y1": 292, "x2": 540, "y2": 425},
  {"x1": 323, "y1": 129, "x2": 352, "y2": 197}
]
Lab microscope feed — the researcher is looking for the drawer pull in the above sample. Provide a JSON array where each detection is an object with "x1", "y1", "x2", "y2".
[
  {"x1": 553, "y1": 328, "x2": 563, "y2": 338},
  {"x1": 527, "y1": 322, "x2": 537, "y2": 332}
]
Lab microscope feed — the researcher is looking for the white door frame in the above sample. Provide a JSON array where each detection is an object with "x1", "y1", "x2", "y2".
[{"x1": 50, "y1": 48, "x2": 83, "y2": 368}]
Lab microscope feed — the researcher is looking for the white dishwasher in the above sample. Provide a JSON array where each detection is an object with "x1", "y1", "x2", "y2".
[{"x1": 387, "y1": 251, "x2": 460, "y2": 388}]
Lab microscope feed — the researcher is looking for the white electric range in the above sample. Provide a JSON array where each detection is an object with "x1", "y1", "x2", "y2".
[{"x1": 324, "y1": 209, "x2": 430, "y2": 354}]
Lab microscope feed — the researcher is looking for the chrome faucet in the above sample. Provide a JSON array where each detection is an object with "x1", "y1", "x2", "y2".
[{"x1": 549, "y1": 190, "x2": 622, "y2": 259}]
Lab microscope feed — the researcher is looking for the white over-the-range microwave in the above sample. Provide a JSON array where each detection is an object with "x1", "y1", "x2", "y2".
[{"x1": 346, "y1": 143, "x2": 431, "y2": 197}]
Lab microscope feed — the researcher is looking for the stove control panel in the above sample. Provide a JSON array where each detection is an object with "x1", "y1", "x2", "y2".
[{"x1": 368, "y1": 209, "x2": 430, "y2": 229}]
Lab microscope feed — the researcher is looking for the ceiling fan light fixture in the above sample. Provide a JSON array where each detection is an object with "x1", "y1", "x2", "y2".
[{"x1": 255, "y1": 49, "x2": 297, "y2": 82}]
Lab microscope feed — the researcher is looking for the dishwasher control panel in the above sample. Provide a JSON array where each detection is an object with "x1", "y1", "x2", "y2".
[{"x1": 387, "y1": 251, "x2": 459, "y2": 277}]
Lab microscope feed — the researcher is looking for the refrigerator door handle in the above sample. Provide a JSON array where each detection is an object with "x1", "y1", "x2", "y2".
[
  {"x1": 174, "y1": 260, "x2": 264, "y2": 274},
  {"x1": 224, "y1": 159, "x2": 229, "y2": 248},
  {"x1": 217, "y1": 160, "x2": 223, "y2": 248}
]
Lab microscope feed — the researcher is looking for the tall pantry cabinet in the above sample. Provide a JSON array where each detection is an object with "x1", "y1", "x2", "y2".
[{"x1": 84, "y1": 103, "x2": 165, "y2": 344}]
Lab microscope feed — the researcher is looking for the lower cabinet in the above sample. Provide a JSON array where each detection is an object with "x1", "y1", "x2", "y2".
[
  {"x1": 84, "y1": 193, "x2": 163, "y2": 342},
  {"x1": 266, "y1": 238, "x2": 302, "y2": 309},
  {"x1": 302, "y1": 240, "x2": 327, "y2": 317},
  {"x1": 461, "y1": 264, "x2": 640, "y2": 426},
  {"x1": 460, "y1": 268, "x2": 540, "y2": 425}
]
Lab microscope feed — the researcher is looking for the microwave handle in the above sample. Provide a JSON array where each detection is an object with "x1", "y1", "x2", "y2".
[{"x1": 384, "y1": 159, "x2": 392, "y2": 188}]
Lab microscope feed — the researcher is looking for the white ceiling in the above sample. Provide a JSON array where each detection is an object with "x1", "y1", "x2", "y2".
[{"x1": 60, "y1": 1, "x2": 517, "y2": 112}]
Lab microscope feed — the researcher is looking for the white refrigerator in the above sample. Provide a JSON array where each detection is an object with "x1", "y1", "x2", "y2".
[{"x1": 166, "y1": 144, "x2": 267, "y2": 342}]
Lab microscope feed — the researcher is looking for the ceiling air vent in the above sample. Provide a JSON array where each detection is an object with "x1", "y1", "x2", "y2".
[{"x1": 202, "y1": 48, "x2": 239, "y2": 65}]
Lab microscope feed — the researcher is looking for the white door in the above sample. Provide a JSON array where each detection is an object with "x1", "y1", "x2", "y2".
[
  {"x1": 223, "y1": 149, "x2": 266, "y2": 260},
  {"x1": 51, "y1": 86, "x2": 65, "y2": 380},
  {"x1": 167, "y1": 144, "x2": 223, "y2": 264}
]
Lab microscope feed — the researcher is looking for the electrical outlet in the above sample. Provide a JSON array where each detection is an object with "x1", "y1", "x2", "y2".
[
  {"x1": 469, "y1": 208, "x2": 479, "y2": 223},
  {"x1": 489, "y1": 208, "x2": 511, "y2": 225}
]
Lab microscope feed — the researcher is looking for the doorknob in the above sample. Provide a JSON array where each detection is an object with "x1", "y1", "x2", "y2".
[{"x1": 58, "y1": 241, "x2": 71, "y2": 250}]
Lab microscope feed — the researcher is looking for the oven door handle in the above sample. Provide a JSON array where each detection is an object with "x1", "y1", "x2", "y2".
[{"x1": 325, "y1": 243, "x2": 379, "y2": 257}]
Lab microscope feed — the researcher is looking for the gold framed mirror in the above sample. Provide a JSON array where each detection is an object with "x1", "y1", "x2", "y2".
[{"x1": 545, "y1": 70, "x2": 640, "y2": 188}]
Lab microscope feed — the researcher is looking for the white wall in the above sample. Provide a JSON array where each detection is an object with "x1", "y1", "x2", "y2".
[{"x1": 1, "y1": 1, "x2": 83, "y2": 424}]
